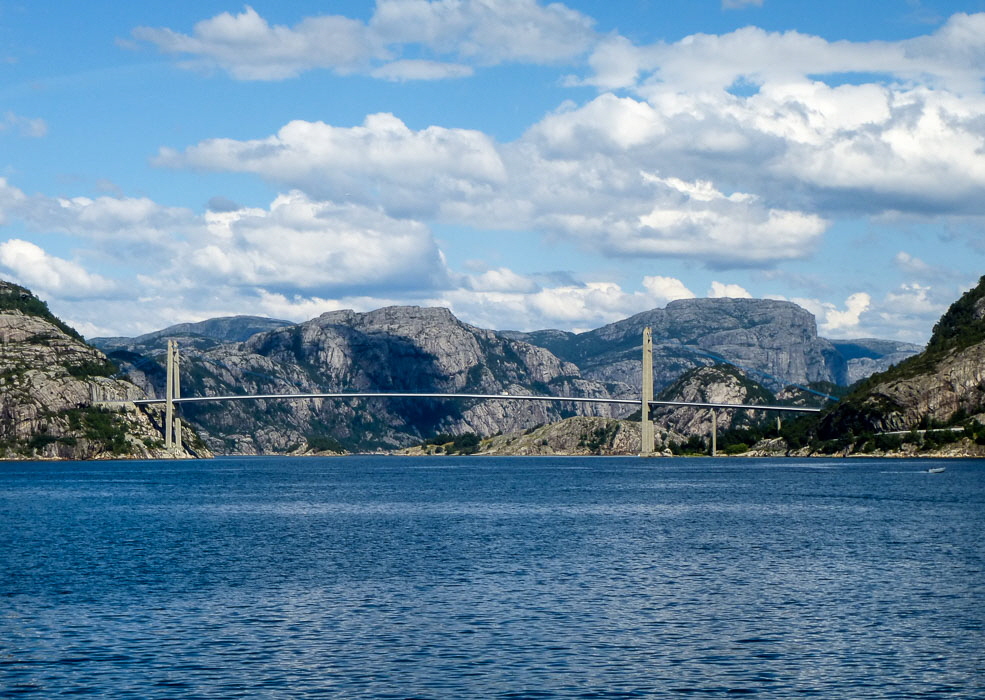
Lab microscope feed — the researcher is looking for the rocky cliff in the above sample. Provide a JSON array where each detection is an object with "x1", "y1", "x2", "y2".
[
  {"x1": 111, "y1": 306, "x2": 620, "y2": 454},
  {"x1": 506, "y1": 298, "x2": 857, "y2": 394},
  {"x1": 649, "y1": 364, "x2": 779, "y2": 437},
  {"x1": 399, "y1": 416, "x2": 684, "y2": 457},
  {"x1": 829, "y1": 338, "x2": 925, "y2": 385},
  {"x1": 819, "y1": 276, "x2": 985, "y2": 437},
  {"x1": 95, "y1": 297, "x2": 921, "y2": 455},
  {"x1": 0, "y1": 281, "x2": 205, "y2": 460}
]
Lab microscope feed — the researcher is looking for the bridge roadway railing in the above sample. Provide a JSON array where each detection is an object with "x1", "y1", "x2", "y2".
[{"x1": 120, "y1": 391, "x2": 821, "y2": 414}]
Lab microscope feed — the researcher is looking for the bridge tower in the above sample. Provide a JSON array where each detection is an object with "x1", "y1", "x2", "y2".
[
  {"x1": 641, "y1": 327, "x2": 654, "y2": 455},
  {"x1": 164, "y1": 339, "x2": 182, "y2": 454}
]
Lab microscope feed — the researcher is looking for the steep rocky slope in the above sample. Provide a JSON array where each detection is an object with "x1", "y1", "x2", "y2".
[
  {"x1": 94, "y1": 297, "x2": 919, "y2": 455},
  {"x1": 829, "y1": 338, "x2": 925, "y2": 385},
  {"x1": 123, "y1": 306, "x2": 620, "y2": 454},
  {"x1": 505, "y1": 298, "x2": 852, "y2": 393},
  {"x1": 820, "y1": 276, "x2": 985, "y2": 437},
  {"x1": 400, "y1": 416, "x2": 685, "y2": 457},
  {"x1": 650, "y1": 365, "x2": 779, "y2": 437},
  {"x1": 0, "y1": 282, "x2": 204, "y2": 460}
]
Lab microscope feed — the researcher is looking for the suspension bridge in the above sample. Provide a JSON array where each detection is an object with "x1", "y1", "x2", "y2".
[{"x1": 100, "y1": 328, "x2": 824, "y2": 457}]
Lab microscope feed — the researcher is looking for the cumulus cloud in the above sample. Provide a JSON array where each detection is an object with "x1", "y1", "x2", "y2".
[
  {"x1": 156, "y1": 113, "x2": 506, "y2": 219},
  {"x1": 588, "y1": 13, "x2": 985, "y2": 94},
  {"x1": 820, "y1": 292, "x2": 871, "y2": 333},
  {"x1": 442, "y1": 279, "x2": 658, "y2": 332},
  {"x1": 708, "y1": 281, "x2": 752, "y2": 298},
  {"x1": 0, "y1": 240, "x2": 115, "y2": 299},
  {"x1": 188, "y1": 191, "x2": 452, "y2": 295},
  {"x1": 132, "y1": 6, "x2": 380, "y2": 79},
  {"x1": 158, "y1": 111, "x2": 829, "y2": 267},
  {"x1": 466, "y1": 267, "x2": 539, "y2": 293},
  {"x1": 642, "y1": 276, "x2": 695, "y2": 304},
  {"x1": 893, "y1": 251, "x2": 952, "y2": 281},
  {"x1": 562, "y1": 15, "x2": 985, "y2": 218},
  {"x1": 0, "y1": 179, "x2": 456, "y2": 331},
  {"x1": 0, "y1": 178, "x2": 196, "y2": 268},
  {"x1": 133, "y1": 1, "x2": 596, "y2": 80}
]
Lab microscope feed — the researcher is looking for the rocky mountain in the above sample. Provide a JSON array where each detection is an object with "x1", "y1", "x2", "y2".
[
  {"x1": 0, "y1": 281, "x2": 205, "y2": 460},
  {"x1": 829, "y1": 338, "x2": 925, "y2": 384},
  {"x1": 107, "y1": 306, "x2": 620, "y2": 454},
  {"x1": 94, "y1": 315, "x2": 293, "y2": 354},
  {"x1": 94, "y1": 297, "x2": 922, "y2": 455},
  {"x1": 819, "y1": 275, "x2": 985, "y2": 437},
  {"x1": 649, "y1": 364, "x2": 780, "y2": 437},
  {"x1": 504, "y1": 298, "x2": 873, "y2": 393}
]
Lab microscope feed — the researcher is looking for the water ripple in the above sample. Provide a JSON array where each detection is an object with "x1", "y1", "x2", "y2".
[{"x1": 2, "y1": 456, "x2": 983, "y2": 697}]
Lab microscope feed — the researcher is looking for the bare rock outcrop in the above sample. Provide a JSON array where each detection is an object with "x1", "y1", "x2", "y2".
[
  {"x1": 0, "y1": 282, "x2": 205, "y2": 459},
  {"x1": 135, "y1": 306, "x2": 620, "y2": 454}
]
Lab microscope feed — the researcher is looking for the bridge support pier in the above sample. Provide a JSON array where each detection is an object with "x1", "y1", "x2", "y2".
[
  {"x1": 641, "y1": 327, "x2": 654, "y2": 456},
  {"x1": 164, "y1": 339, "x2": 182, "y2": 455},
  {"x1": 710, "y1": 410, "x2": 717, "y2": 457}
]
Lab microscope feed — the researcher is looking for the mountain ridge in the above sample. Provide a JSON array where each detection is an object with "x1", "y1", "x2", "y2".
[{"x1": 92, "y1": 298, "x2": 918, "y2": 453}]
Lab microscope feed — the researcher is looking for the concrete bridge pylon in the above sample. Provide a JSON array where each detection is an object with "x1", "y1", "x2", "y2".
[
  {"x1": 164, "y1": 339, "x2": 182, "y2": 455},
  {"x1": 641, "y1": 327, "x2": 654, "y2": 456}
]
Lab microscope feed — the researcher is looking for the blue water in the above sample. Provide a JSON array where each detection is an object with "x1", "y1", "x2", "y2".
[{"x1": 2, "y1": 457, "x2": 983, "y2": 698}]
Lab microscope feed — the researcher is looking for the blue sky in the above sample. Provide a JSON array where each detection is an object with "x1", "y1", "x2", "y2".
[{"x1": 1, "y1": 0, "x2": 984, "y2": 342}]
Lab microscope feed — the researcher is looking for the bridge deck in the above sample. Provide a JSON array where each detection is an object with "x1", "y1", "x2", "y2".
[{"x1": 120, "y1": 391, "x2": 822, "y2": 413}]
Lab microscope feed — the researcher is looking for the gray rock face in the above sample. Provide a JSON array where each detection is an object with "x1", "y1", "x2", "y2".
[
  {"x1": 94, "y1": 315, "x2": 293, "y2": 354},
  {"x1": 511, "y1": 298, "x2": 844, "y2": 394},
  {"x1": 829, "y1": 338, "x2": 923, "y2": 385},
  {"x1": 95, "y1": 297, "x2": 919, "y2": 454},
  {"x1": 451, "y1": 416, "x2": 682, "y2": 457},
  {"x1": 834, "y1": 342, "x2": 985, "y2": 433},
  {"x1": 161, "y1": 306, "x2": 618, "y2": 454},
  {"x1": 0, "y1": 289, "x2": 202, "y2": 459},
  {"x1": 820, "y1": 276, "x2": 985, "y2": 436},
  {"x1": 650, "y1": 365, "x2": 776, "y2": 436}
]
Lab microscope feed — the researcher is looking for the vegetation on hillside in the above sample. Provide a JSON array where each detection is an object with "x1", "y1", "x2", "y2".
[{"x1": 0, "y1": 282, "x2": 85, "y2": 342}]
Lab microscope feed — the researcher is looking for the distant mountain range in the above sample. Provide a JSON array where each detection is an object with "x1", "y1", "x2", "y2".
[
  {"x1": 89, "y1": 298, "x2": 921, "y2": 453},
  {"x1": 11, "y1": 272, "x2": 984, "y2": 460}
]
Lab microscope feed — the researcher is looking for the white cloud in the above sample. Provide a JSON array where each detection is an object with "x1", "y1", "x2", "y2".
[
  {"x1": 1, "y1": 111, "x2": 47, "y2": 138},
  {"x1": 466, "y1": 267, "x2": 539, "y2": 293},
  {"x1": 184, "y1": 191, "x2": 452, "y2": 294},
  {"x1": 159, "y1": 109, "x2": 828, "y2": 267},
  {"x1": 370, "y1": 59, "x2": 473, "y2": 81},
  {"x1": 132, "y1": 6, "x2": 380, "y2": 80},
  {"x1": 883, "y1": 283, "x2": 940, "y2": 315},
  {"x1": 370, "y1": 0, "x2": 595, "y2": 64},
  {"x1": 133, "y1": 1, "x2": 596, "y2": 81},
  {"x1": 893, "y1": 251, "x2": 952, "y2": 281},
  {"x1": 0, "y1": 179, "x2": 454, "y2": 331},
  {"x1": 600, "y1": 13, "x2": 985, "y2": 95},
  {"x1": 820, "y1": 292, "x2": 871, "y2": 333},
  {"x1": 642, "y1": 276, "x2": 695, "y2": 304},
  {"x1": 0, "y1": 240, "x2": 114, "y2": 299},
  {"x1": 708, "y1": 281, "x2": 752, "y2": 298},
  {"x1": 156, "y1": 113, "x2": 506, "y2": 218},
  {"x1": 566, "y1": 15, "x2": 985, "y2": 217},
  {"x1": 441, "y1": 279, "x2": 657, "y2": 332},
  {"x1": 722, "y1": 0, "x2": 763, "y2": 8}
]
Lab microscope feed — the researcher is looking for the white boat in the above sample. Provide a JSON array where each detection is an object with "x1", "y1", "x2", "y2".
[{"x1": 927, "y1": 466, "x2": 946, "y2": 474}]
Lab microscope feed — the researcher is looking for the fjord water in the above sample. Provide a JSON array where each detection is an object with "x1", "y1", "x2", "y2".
[{"x1": 2, "y1": 457, "x2": 983, "y2": 698}]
